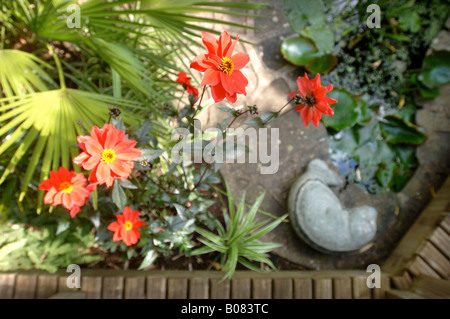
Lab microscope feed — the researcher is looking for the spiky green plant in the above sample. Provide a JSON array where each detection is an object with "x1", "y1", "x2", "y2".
[{"x1": 192, "y1": 184, "x2": 287, "y2": 280}]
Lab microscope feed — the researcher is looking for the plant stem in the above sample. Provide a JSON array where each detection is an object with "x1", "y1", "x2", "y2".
[
  {"x1": 180, "y1": 163, "x2": 189, "y2": 189},
  {"x1": 46, "y1": 43, "x2": 66, "y2": 89},
  {"x1": 190, "y1": 85, "x2": 207, "y2": 120},
  {"x1": 278, "y1": 97, "x2": 295, "y2": 115},
  {"x1": 191, "y1": 165, "x2": 209, "y2": 191},
  {"x1": 176, "y1": 88, "x2": 186, "y2": 110},
  {"x1": 226, "y1": 109, "x2": 250, "y2": 129},
  {"x1": 47, "y1": 43, "x2": 66, "y2": 89},
  {"x1": 0, "y1": 26, "x2": 5, "y2": 50}
]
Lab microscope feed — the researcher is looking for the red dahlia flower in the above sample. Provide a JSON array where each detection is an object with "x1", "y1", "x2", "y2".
[
  {"x1": 288, "y1": 73, "x2": 337, "y2": 128},
  {"x1": 107, "y1": 206, "x2": 145, "y2": 246},
  {"x1": 176, "y1": 72, "x2": 198, "y2": 101},
  {"x1": 38, "y1": 166, "x2": 96, "y2": 218},
  {"x1": 190, "y1": 31, "x2": 249, "y2": 103},
  {"x1": 74, "y1": 124, "x2": 142, "y2": 187}
]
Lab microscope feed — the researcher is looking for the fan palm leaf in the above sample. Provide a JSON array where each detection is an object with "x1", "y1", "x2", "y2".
[
  {"x1": 0, "y1": 88, "x2": 142, "y2": 211},
  {"x1": 0, "y1": 50, "x2": 53, "y2": 98}
]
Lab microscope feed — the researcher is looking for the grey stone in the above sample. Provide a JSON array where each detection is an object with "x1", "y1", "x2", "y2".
[{"x1": 288, "y1": 159, "x2": 378, "y2": 253}]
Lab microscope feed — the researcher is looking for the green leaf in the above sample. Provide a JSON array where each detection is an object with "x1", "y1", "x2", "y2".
[
  {"x1": 218, "y1": 106, "x2": 238, "y2": 117},
  {"x1": 321, "y1": 89, "x2": 358, "y2": 130},
  {"x1": 135, "y1": 149, "x2": 165, "y2": 162},
  {"x1": 398, "y1": 11, "x2": 421, "y2": 33},
  {"x1": 393, "y1": 145, "x2": 417, "y2": 167},
  {"x1": 0, "y1": 239, "x2": 27, "y2": 259},
  {"x1": 377, "y1": 162, "x2": 397, "y2": 188},
  {"x1": 380, "y1": 115, "x2": 427, "y2": 145},
  {"x1": 283, "y1": 0, "x2": 325, "y2": 32},
  {"x1": 118, "y1": 179, "x2": 138, "y2": 189},
  {"x1": 420, "y1": 51, "x2": 450, "y2": 89},
  {"x1": 305, "y1": 54, "x2": 338, "y2": 74},
  {"x1": 280, "y1": 36, "x2": 319, "y2": 66},
  {"x1": 355, "y1": 98, "x2": 373, "y2": 125},
  {"x1": 260, "y1": 111, "x2": 280, "y2": 125},
  {"x1": 112, "y1": 180, "x2": 127, "y2": 211},
  {"x1": 244, "y1": 116, "x2": 264, "y2": 128},
  {"x1": 301, "y1": 27, "x2": 334, "y2": 53},
  {"x1": 138, "y1": 250, "x2": 158, "y2": 270}
]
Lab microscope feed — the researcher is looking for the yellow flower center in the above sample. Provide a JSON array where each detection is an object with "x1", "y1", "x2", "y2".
[
  {"x1": 124, "y1": 221, "x2": 133, "y2": 231},
  {"x1": 219, "y1": 57, "x2": 234, "y2": 75},
  {"x1": 101, "y1": 149, "x2": 116, "y2": 164},
  {"x1": 59, "y1": 181, "x2": 73, "y2": 194}
]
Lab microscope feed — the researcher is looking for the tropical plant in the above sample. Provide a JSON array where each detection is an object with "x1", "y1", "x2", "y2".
[
  {"x1": 191, "y1": 184, "x2": 287, "y2": 280},
  {"x1": 0, "y1": 0, "x2": 267, "y2": 213}
]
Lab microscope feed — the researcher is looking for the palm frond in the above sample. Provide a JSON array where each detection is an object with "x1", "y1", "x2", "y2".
[
  {"x1": 0, "y1": 88, "x2": 141, "y2": 211},
  {"x1": 0, "y1": 50, "x2": 54, "y2": 98}
]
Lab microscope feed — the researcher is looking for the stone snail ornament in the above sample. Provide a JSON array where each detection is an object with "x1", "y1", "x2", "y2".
[{"x1": 288, "y1": 159, "x2": 378, "y2": 254}]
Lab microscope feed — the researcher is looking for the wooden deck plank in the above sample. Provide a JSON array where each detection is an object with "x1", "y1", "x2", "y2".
[
  {"x1": 313, "y1": 278, "x2": 332, "y2": 299},
  {"x1": 391, "y1": 272, "x2": 412, "y2": 290},
  {"x1": 383, "y1": 177, "x2": 450, "y2": 274},
  {"x1": 333, "y1": 278, "x2": 352, "y2": 299},
  {"x1": 372, "y1": 276, "x2": 391, "y2": 299},
  {"x1": 58, "y1": 276, "x2": 79, "y2": 293},
  {"x1": 146, "y1": 277, "x2": 166, "y2": 299},
  {"x1": 293, "y1": 278, "x2": 312, "y2": 299},
  {"x1": 102, "y1": 276, "x2": 124, "y2": 299},
  {"x1": 124, "y1": 277, "x2": 145, "y2": 299},
  {"x1": 429, "y1": 227, "x2": 450, "y2": 259},
  {"x1": 252, "y1": 278, "x2": 272, "y2": 299},
  {"x1": 411, "y1": 275, "x2": 450, "y2": 299},
  {"x1": 189, "y1": 278, "x2": 209, "y2": 299},
  {"x1": 386, "y1": 289, "x2": 425, "y2": 299},
  {"x1": 81, "y1": 276, "x2": 102, "y2": 299},
  {"x1": 352, "y1": 277, "x2": 371, "y2": 299},
  {"x1": 13, "y1": 275, "x2": 37, "y2": 299},
  {"x1": 167, "y1": 278, "x2": 188, "y2": 299},
  {"x1": 0, "y1": 274, "x2": 15, "y2": 299},
  {"x1": 210, "y1": 278, "x2": 230, "y2": 299},
  {"x1": 440, "y1": 214, "x2": 450, "y2": 234},
  {"x1": 36, "y1": 275, "x2": 58, "y2": 299},
  {"x1": 231, "y1": 279, "x2": 251, "y2": 299},
  {"x1": 273, "y1": 279, "x2": 293, "y2": 299},
  {"x1": 417, "y1": 241, "x2": 450, "y2": 279},
  {"x1": 409, "y1": 256, "x2": 441, "y2": 278}
]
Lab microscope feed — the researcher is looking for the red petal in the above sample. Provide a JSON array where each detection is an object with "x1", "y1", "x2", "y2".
[
  {"x1": 220, "y1": 72, "x2": 235, "y2": 95},
  {"x1": 43, "y1": 189, "x2": 57, "y2": 204},
  {"x1": 210, "y1": 84, "x2": 226, "y2": 103},
  {"x1": 73, "y1": 151, "x2": 90, "y2": 166},
  {"x1": 201, "y1": 32, "x2": 218, "y2": 54},
  {"x1": 229, "y1": 70, "x2": 248, "y2": 94},
  {"x1": 70, "y1": 206, "x2": 81, "y2": 218},
  {"x1": 225, "y1": 34, "x2": 239, "y2": 58},
  {"x1": 104, "y1": 126, "x2": 119, "y2": 150},
  {"x1": 108, "y1": 221, "x2": 121, "y2": 232},
  {"x1": 231, "y1": 52, "x2": 249, "y2": 70},
  {"x1": 62, "y1": 193, "x2": 73, "y2": 210},
  {"x1": 297, "y1": 73, "x2": 313, "y2": 96},
  {"x1": 201, "y1": 68, "x2": 220, "y2": 86},
  {"x1": 85, "y1": 140, "x2": 104, "y2": 158},
  {"x1": 96, "y1": 162, "x2": 112, "y2": 186},
  {"x1": 225, "y1": 92, "x2": 237, "y2": 103},
  {"x1": 218, "y1": 31, "x2": 231, "y2": 57}
]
